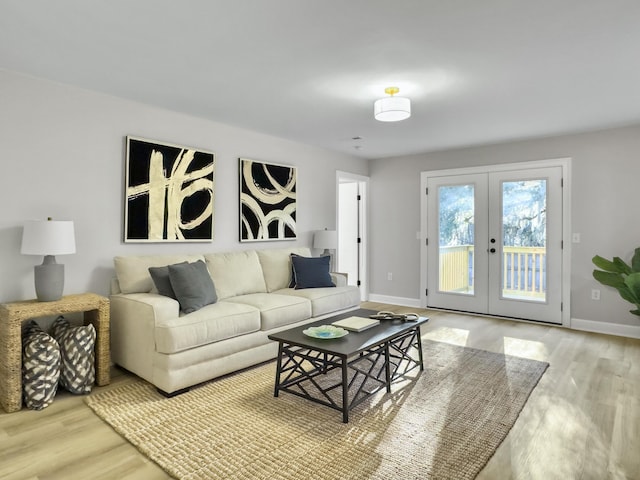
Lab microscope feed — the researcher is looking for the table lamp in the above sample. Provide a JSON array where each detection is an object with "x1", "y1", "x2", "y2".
[
  {"x1": 313, "y1": 229, "x2": 337, "y2": 256},
  {"x1": 21, "y1": 218, "x2": 76, "y2": 302},
  {"x1": 314, "y1": 228, "x2": 337, "y2": 270}
]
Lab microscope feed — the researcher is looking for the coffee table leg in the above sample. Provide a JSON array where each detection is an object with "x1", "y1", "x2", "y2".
[
  {"x1": 274, "y1": 342, "x2": 284, "y2": 397},
  {"x1": 384, "y1": 343, "x2": 391, "y2": 393},
  {"x1": 416, "y1": 326, "x2": 425, "y2": 371},
  {"x1": 341, "y1": 358, "x2": 349, "y2": 423}
]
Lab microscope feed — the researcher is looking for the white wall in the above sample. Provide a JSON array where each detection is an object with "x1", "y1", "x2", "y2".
[
  {"x1": 369, "y1": 124, "x2": 640, "y2": 327},
  {"x1": 6, "y1": 68, "x2": 639, "y2": 332},
  {"x1": 0, "y1": 70, "x2": 368, "y2": 302}
]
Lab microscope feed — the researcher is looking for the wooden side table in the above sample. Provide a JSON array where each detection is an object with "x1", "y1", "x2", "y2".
[{"x1": 0, "y1": 293, "x2": 110, "y2": 413}]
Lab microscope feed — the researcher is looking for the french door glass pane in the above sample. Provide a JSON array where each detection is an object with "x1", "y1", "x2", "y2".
[
  {"x1": 501, "y1": 180, "x2": 547, "y2": 302},
  {"x1": 438, "y1": 185, "x2": 474, "y2": 294}
]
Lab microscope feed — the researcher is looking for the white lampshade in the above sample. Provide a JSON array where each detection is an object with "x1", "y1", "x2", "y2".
[
  {"x1": 21, "y1": 220, "x2": 76, "y2": 255},
  {"x1": 314, "y1": 229, "x2": 337, "y2": 250},
  {"x1": 374, "y1": 96, "x2": 411, "y2": 122}
]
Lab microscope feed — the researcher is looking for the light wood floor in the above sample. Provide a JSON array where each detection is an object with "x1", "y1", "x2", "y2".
[{"x1": 1, "y1": 302, "x2": 639, "y2": 480}]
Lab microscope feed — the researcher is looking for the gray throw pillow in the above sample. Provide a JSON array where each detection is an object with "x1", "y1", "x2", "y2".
[
  {"x1": 149, "y1": 261, "x2": 188, "y2": 299},
  {"x1": 291, "y1": 255, "x2": 335, "y2": 289},
  {"x1": 168, "y1": 260, "x2": 218, "y2": 313},
  {"x1": 289, "y1": 253, "x2": 300, "y2": 288}
]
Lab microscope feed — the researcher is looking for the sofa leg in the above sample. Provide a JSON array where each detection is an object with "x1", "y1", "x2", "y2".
[{"x1": 157, "y1": 387, "x2": 190, "y2": 397}]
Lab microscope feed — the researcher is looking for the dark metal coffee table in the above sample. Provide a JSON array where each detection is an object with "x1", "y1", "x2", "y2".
[{"x1": 268, "y1": 308, "x2": 429, "y2": 423}]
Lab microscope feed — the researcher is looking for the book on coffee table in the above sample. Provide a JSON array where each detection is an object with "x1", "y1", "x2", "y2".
[{"x1": 331, "y1": 316, "x2": 380, "y2": 332}]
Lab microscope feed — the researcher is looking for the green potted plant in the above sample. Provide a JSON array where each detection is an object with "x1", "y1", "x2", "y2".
[{"x1": 592, "y1": 247, "x2": 640, "y2": 316}]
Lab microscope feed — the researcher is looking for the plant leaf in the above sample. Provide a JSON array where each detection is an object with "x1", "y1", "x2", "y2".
[
  {"x1": 592, "y1": 255, "x2": 631, "y2": 274},
  {"x1": 592, "y1": 255, "x2": 616, "y2": 272},
  {"x1": 593, "y1": 248, "x2": 640, "y2": 314},
  {"x1": 593, "y1": 270, "x2": 639, "y2": 304},
  {"x1": 613, "y1": 257, "x2": 632, "y2": 274},
  {"x1": 617, "y1": 284, "x2": 638, "y2": 305},
  {"x1": 593, "y1": 270, "x2": 626, "y2": 289},
  {"x1": 632, "y1": 248, "x2": 640, "y2": 272},
  {"x1": 623, "y1": 273, "x2": 640, "y2": 304}
]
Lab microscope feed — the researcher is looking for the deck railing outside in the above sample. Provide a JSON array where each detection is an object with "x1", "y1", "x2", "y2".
[{"x1": 439, "y1": 245, "x2": 546, "y2": 299}]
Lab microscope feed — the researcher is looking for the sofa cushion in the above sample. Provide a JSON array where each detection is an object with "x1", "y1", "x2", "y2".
[
  {"x1": 168, "y1": 260, "x2": 218, "y2": 313},
  {"x1": 114, "y1": 254, "x2": 205, "y2": 294},
  {"x1": 154, "y1": 301, "x2": 261, "y2": 354},
  {"x1": 149, "y1": 262, "x2": 188, "y2": 299},
  {"x1": 204, "y1": 250, "x2": 267, "y2": 300},
  {"x1": 276, "y1": 286, "x2": 361, "y2": 317},
  {"x1": 257, "y1": 247, "x2": 311, "y2": 292},
  {"x1": 224, "y1": 293, "x2": 312, "y2": 330},
  {"x1": 291, "y1": 255, "x2": 334, "y2": 289}
]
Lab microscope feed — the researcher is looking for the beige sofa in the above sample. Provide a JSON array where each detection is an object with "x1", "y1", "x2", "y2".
[{"x1": 110, "y1": 247, "x2": 360, "y2": 395}]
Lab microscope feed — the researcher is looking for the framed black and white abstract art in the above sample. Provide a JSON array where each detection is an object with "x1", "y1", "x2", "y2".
[
  {"x1": 124, "y1": 136, "x2": 215, "y2": 242},
  {"x1": 239, "y1": 158, "x2": 297, "y2": 242}
]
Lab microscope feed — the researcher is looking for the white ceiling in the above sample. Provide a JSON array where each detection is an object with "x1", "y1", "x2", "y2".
[{"x1": 2, "y1": 1, "x2": 640, "y2": 159}]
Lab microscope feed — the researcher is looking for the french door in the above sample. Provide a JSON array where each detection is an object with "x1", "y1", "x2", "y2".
[{"x1": 425, "y1": 166, "x2": 564, "y2": 324}]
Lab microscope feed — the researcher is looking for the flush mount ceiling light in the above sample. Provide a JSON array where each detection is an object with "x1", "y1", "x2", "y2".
[{"x1": 374, "y1": 86, "x2": 411, "y2": 122}]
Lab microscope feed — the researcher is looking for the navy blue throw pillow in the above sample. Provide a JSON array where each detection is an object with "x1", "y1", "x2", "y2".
[{"x1": 291, "y1": 255, "x2": 335, "y2": 289}]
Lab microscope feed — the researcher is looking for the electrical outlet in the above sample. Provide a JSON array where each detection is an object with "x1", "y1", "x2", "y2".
[
  {"x1": 591, "y1": 289, "x2": 600, "y2": 300},
  {"x1": 387, "y1": 272, "x2": 393, "y2": 281}
]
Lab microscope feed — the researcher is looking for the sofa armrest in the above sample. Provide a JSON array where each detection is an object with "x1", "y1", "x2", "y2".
[
  {"x1": 110, "y1": 293, "x2": 180, "y2": 384},
  {"x1": 330, "y1": 272, "x2": 348, "y2": 287},
  {"x1": 111, "y1": 293, "x2": 180, "y2": 325}
]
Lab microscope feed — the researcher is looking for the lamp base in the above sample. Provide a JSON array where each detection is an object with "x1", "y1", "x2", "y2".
[
  {"x1": 34, "y1": 255, "x2": 64, "y2": 302},
  {"x1": 321, "y1": 249, "x2": 335, "y2": 272}
]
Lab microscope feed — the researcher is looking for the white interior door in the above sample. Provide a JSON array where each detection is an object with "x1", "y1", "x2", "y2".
[
  {"x1": 338, "y1": 182, "x2": 359, "y2": 283},
  {"x1": 426, "y1": 166, "x2": 563, "y2": 324},
  {"x1": 337, "y1": 172, "x2": 369, "y2": 301}
]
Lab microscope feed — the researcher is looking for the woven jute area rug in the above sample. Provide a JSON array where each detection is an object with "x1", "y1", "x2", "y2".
[{"x1": 86, "y1": 340, "x2": 548, "y2": 480}]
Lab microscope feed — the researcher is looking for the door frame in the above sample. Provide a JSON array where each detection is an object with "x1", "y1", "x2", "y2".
[
  {"x1": 336, "y1": 171, "x2": 369, "y2": 301},
  {"x1": 420, "y1": 158, "x2": 572, "y2": 327}
]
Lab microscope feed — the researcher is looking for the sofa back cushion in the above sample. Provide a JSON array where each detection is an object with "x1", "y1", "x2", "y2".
[
  {"x1": 204, "y1": 250, "x2": 267, "y2": 299},
  {"x1": 257, "y1": 247, "x2": 311, "y2": 292},
  {"x1": 114, "y1": 254, "x2": 205, "y2": 294}
]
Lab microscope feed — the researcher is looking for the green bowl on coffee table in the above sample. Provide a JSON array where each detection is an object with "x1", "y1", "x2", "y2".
[{"x1": 302, "y1": 325, "x2": 349, "y2": 339}]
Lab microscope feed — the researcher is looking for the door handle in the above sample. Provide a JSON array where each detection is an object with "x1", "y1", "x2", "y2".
[{"x1": 490, "y1": 248, "x2": 496, "y2": 253}]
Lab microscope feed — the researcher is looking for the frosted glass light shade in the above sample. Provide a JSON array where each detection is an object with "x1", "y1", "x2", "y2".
[
  {"x1": 21, "y1": 220, "x2": 76, "y2": 255},
  {"x1": 374, "y1": 96, "x2": 411, "y2": 122}
]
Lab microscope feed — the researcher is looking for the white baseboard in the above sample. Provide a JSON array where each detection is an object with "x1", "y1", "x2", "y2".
[
  {"x1": 367, "y1": 294, "x2": 640, "y2": 339},
  {"x1": 570, "y1": 318, "x2": 640, "y2": 339},
  {"x1": 367, "y1": 294, "x2": 422, "y2": 309}
]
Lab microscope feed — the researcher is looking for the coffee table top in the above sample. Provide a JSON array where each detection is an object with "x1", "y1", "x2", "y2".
[{"x1": 268, "y1": 308, "x2": 429, "y2": 357}]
